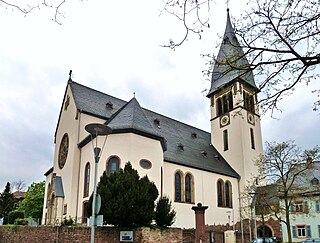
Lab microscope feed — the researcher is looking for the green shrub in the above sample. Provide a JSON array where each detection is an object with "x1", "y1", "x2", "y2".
[
  {"x1": 14, "y1": 218, "x2": 28, "y2": 225},
  {"x1": 61, "y1": 216, "x2": 74, "y2": 226},
  {"x1": 8, "y1": 211, "x2": 24, "y2": 224}
]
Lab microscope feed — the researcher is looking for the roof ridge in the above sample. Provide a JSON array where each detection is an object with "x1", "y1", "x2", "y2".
[{"x1": 70, "y1": 81, "x2": 127, "y2": 104}]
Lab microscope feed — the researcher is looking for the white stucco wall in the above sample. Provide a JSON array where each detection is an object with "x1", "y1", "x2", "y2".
[
  {"x1": 163, "y1": 162, "x2": 240, "y2": 228},
  {"x1": 76, "y1": 133, "x2": 164, "y2": 222}
]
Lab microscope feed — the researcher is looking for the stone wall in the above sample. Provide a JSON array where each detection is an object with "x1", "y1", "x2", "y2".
[{"x1": 0, "y1": 226, "x2": 183, "y2": 243}]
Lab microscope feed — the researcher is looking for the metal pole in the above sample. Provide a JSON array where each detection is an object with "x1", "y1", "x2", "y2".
[
  {"x1": 254, "y1": 202, "x2": 257, "y2": 239},
  {"x1": 91, "y1": 147, "x2": 100, "y2": 243}
]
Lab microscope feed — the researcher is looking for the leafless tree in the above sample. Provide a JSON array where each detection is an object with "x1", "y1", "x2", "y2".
[
  {"x1": 0, "y1": 0, "x2": 68, "y2": 24},
  {"x1": 253, "y1": 141, "x2": 320, "y2": 243},
  {"x1": 11, "y1": 180, "x2": 26, "y2": 192},
  {"x1": 162, "y1": 0, "x2": 320, "y2": 114}
]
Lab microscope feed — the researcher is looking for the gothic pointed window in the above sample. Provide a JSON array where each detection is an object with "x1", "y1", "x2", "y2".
[
  {"x1": 83, "y1": 162, "x2": 90, "y2": 197},
  {"x1": 217, "y1": 180, "x2": 224, "y2": 207},
  {"x1": 107, "y1": 156, "x2": 120, "y2": 175},
  {"x1": 175, "y1": 172, "x2": 182, "y2": 202},
  {"x1": 185, "y1": 174, "x2": 192, "y2": 203}
]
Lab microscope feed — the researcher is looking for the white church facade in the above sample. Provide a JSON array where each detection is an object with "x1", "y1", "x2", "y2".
[{"x1": 42, "y1": 10, "x2": 263, "y2": 228}]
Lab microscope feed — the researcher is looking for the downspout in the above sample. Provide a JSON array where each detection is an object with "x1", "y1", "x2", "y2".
[
  {"x1": 238, "y1": 178, "x2": 244, "y2": 243},
  {"x1": 75, "y1": 110, "x2": 82, "y2": 223}
]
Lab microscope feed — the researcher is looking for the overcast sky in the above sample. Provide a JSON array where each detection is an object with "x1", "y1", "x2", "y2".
[{"x1": 0, "y1": 0, "x2": 319, "y2": 191}]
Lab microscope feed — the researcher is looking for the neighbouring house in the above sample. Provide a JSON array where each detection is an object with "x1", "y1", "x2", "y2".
[
  {"x1": 281, "y1": 160, "x2": 320, "y2": 242},
  {"x1": 42, "y1": 9, "x2": 265, "y2": 229},
  {"x1": 252, "y1": 160, "x2": 320, "y2": 242}
]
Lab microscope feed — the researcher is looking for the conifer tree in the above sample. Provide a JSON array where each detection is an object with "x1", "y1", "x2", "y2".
[{"x1": 88, "y1": 162, "x2": 158, "y2": 227}]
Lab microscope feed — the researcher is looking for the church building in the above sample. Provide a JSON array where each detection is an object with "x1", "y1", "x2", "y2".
[{"x1": 42, "y1": 10, "x2": 263, "y2": 228}]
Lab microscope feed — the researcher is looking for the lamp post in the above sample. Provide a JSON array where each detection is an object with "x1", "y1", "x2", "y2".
[
  {"x1": 85, "y1": 123, "x2": 112, "y2": 243},
  {"x1": 249, "y1": 192, "x2": 257, "y2": 240}
]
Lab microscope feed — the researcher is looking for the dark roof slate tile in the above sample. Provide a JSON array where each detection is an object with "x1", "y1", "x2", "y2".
[{"x1": 70, "y1": 81, "x2": 239, "y2": 178}]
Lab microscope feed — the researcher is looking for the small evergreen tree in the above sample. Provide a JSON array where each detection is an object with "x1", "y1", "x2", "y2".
[
  {"x1": 0, "y1": 182, "x2": 16, "y2": 224},
  {"x1": 88, "y1": 162, "x2": 158, "y2": 227},
  {"x1": 155, "y1": 196, "x2": 176, "y2": 228}
]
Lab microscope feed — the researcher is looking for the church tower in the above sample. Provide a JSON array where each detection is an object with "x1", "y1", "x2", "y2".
[{"x1": 207, "y1": 9, "x2": 263, "y2": 189}]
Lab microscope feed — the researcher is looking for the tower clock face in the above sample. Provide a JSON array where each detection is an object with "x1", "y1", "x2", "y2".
[
  {"x1": 220, "y1": 115, "x2": 230, "y2": 127},
  {"x1": 58, "y1": 133, "x2": 69, "y2": 169}
]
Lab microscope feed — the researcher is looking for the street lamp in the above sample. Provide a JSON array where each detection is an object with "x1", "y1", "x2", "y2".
[
  {"x1": 85, "y1": 123, "x2": 112, "y2": 243},
  {"x1": 249, "y1": 192, "x2": 258, "y2": 240}
]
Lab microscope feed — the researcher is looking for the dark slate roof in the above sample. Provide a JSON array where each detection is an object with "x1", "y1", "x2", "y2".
[
  {"x1": 70, "y1": 81, "x2": 239, "y2": 178},
  {"x1": 207, "y1": 9, "x2": 258, "y2": 97},
  {"x1": 291, "y1": 161, "x2": 320, "y2": 192},
  {"x1": 107, "y1": 98, "x2": 166, "y2": 149}
]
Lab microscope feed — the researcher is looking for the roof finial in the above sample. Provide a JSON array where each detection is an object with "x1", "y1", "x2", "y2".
[
  {"x1": 68, "y1": 70, "x2": 72, "y2": 82},
  {"x1": 133, "y1": 92, "x2": 136, "y2": 98},
  {"x1": 226, "y1": 0, "x2": 230, "y2": 10}
]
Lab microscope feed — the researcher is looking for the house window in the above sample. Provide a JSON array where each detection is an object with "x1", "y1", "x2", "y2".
[
  {"x1": 185, "y1": 174, "x2": 192, "y2": 203},
  {"x1": 225, "y1": 181, "x2": 232, "y2": 208},
  {"x1": 84, "y1": 162, "x2": 90, "y2": 197},
  {"x1": 316, "y1": 201, "x2": 320, "y2": 212},
  {"x1": 223, "y1": 130, "x2": 229, "y2": 151},
  {"x1": 107, "y1": 156, "x2": 120, "y2": 175},
  {"x1": 250, "y1": 128, "x2": 255, "y2": 149},
  {"x1": 217, "y1": 180, "x2": 224, "y2": 207},
  {"x1": 175, "y1": 172, "x2": 182, "y2": 202},
  {"x1": 294, "y1": 201, "x2": 304, "y2": 213},
  {"x1": 297, "y1": 225, "x2": 306, "y2": 237}
]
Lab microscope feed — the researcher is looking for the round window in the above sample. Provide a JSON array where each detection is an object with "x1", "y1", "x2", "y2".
[
  {"x1": 58, "y1": 133, "x2": 69, "y2": 169},
  {"x1": 139, "y1": 159, "x2": 152, "y2": 169}
]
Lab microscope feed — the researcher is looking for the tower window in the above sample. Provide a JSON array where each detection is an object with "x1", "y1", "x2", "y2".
[
  {"x1": 217, "y1": 98, "x2": 223, "y2": 116},
  {"x1": 243, "y1": 91, "x2": 255, "y2": 113},
  {"x1": 223, "y1": 130, "x2": 229, "y2": 151},
  {"x1": 250, "y1": 128, "x2": 255, "y2": 149},
  {"x1": 216, "y1": 92, "x2": 233, "y2": 116}
]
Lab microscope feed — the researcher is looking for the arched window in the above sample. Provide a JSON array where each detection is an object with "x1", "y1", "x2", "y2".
[
  {"x1": 217, "y1": 180, "x2": 224, "y2": 207},
  {"x1": 225, "y1": 181, "x2": 232, "y2": 208},
  {"x1": 107, "y1": 156, "x2": 119, "y2": 175},
  {"x1": 82, "y1": 201, "x2": 88, "y2": 223},
  {"x1": 83, "y1": 162, "x2": 90, "y2": 197},
  {"x1": 175, "y1": 172, "x2": 182, "y2": 202},
  {"x1": 185, "y1": 174, "x2": 192, "y2": 203}
]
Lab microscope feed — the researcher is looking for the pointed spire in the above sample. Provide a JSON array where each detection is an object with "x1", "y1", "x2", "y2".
[
  {"x1": 207, "y1": 9, "x2": 258, "y2": 97},
  {"x1": 107, "y1": 97, "x2": 159, "y2": 136}
]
